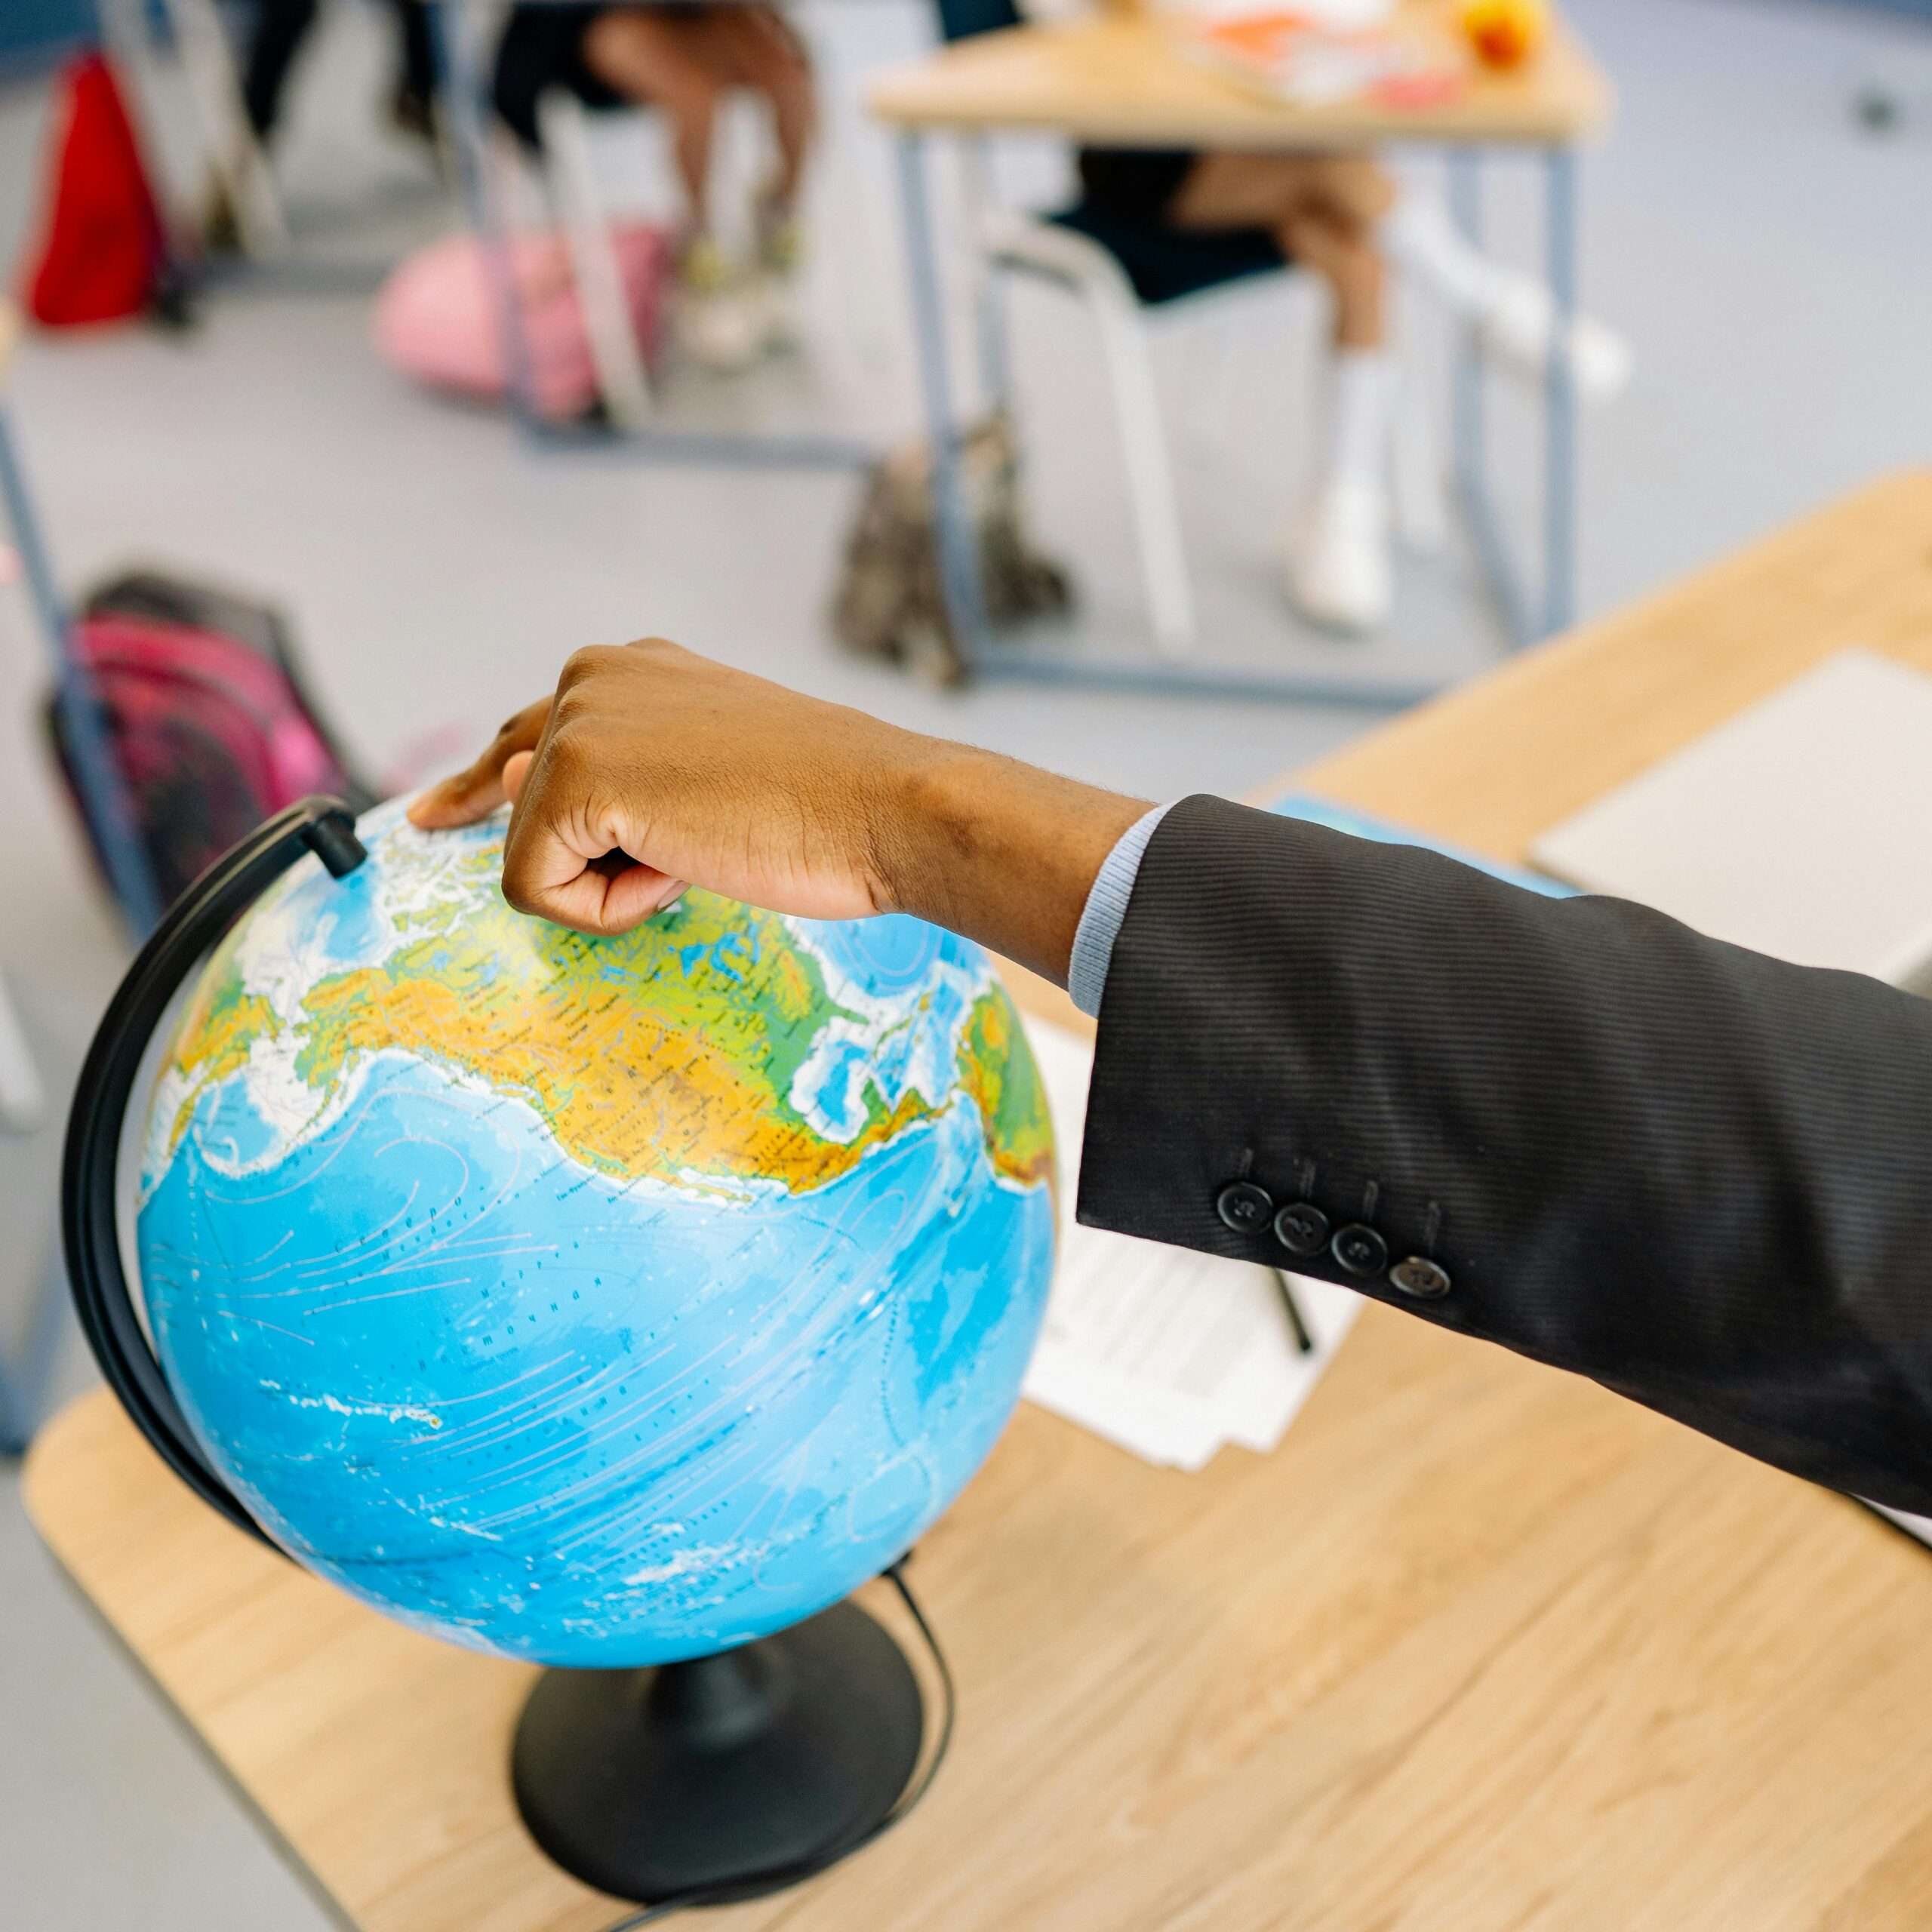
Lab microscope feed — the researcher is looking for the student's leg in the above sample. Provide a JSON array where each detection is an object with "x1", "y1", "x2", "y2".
[
  {"x1": 1384, "y1": 191, "x2": 1630, "y2": 400},
  {"x1": 580, "y1": 8, "x2": 725, "y2": 222},
  {"x1": 1168, "y1": 152, "x2": 1399, "y2": 632},
  {"x1": 689, "y1": 5, "x2": 815, "y2": 209},
  {"x1": 242, "y1": 0, "x2": 321, "y2": 140},
  {"x1": 386, "y1": 0, "x2": 437, "y2": 138},
  {"x1": 581, "y1": 6, "x2": 780, "y2": 370},
  {"x1": 1169, "y1": 150, "x2": 1394, "y2": 346},
  {"x1": 668, "y1": 5, "x2": 817, "y2": 343}
]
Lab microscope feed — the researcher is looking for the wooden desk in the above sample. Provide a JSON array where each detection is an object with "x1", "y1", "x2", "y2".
[
  {"x1": 28, "y1": 472, "x2": 1932, "y2": 1931},
  {"x1": 869, "y1": 5, "x2": 1613, "y2": 697},
  {"x1": 867, "y1": 11, "x2": 1611, "y2": 149}
]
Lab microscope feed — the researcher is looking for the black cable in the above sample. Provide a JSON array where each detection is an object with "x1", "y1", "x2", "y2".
[{"x1": 592, "y1": 1561, "x2": 955, "y2": 1931}]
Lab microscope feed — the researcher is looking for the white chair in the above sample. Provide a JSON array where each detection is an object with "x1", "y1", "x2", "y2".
[
  {"x1": 0, "y1": 976, "x2": 46, "y2": 1137},
  {"x1": 965, "y1": 176, "x2": 1444, "y2": 658},
  {"x1": 531, "y1": 88, "x2": 660, "y2": 429},
  {"x1": 97, "y1": 0, "x2": 292, "y2": 257}
]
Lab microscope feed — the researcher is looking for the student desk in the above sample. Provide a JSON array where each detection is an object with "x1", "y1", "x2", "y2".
[
  {"x1": 867, "y1": 5, "x2": 1613, "y2": 700},
  {"x1": 26, "y1": 471, "x2": 1932, "y2": 1931}
]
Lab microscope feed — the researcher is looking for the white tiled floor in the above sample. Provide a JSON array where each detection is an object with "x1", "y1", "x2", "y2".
[{"x1": 2, "y1": 0, "x2": 1931, "y2": 1922}]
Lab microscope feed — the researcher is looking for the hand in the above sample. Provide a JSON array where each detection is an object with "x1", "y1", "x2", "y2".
[{"x1": 408, "y1": 638, "x2": 1148, "y2": 983}]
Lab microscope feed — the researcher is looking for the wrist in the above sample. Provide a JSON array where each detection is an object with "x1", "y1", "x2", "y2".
[{"x1": 875, "y1": 742, "x2": 1147, "y2": 983}]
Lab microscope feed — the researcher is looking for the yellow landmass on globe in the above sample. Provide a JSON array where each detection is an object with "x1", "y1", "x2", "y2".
[
  {"x1": 164, "y1": 974, "x2": 277, "y2": 1152},
  {"x1": 292, "y1": 892, "x2": 935, "y2": 1193},
  {"x1": 957, "y1": 991, "x2": 1054, "y2": 1192},
  {"x1": 163, "y1": 869, "x2": 1053, "y2": 1199}
]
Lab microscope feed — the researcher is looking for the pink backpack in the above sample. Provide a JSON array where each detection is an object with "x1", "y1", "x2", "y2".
[
  {"x1": 373, "y1": 225, "x2": 671, "y2": 420},
  {"x1": 51, "y1": 573, "x2": 371, "y2": 909}
]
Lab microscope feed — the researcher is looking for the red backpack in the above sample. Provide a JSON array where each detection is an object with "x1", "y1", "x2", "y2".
[
  {"x1": 50, "y1": 571, "x2": 375, "y2": 910},
  {"x1": 21, "y1": 53, "x2": 169, "y2": 329}
]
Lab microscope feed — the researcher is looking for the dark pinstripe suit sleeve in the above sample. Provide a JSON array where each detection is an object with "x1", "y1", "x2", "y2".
[{"x1": 1076, "y1": 792, "x2": 1932, "y2": 1514}]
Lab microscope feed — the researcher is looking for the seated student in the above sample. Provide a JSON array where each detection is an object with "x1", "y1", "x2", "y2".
[
  {"x1": 205, "y1": 0, "x2": 437, "y2": 248},
  {"x1": 494, "y1": 3, "x2": 815, "y2": 374},
  {"x1": 1073, "y1": 146, "x2": 1627, "y2": 635}
]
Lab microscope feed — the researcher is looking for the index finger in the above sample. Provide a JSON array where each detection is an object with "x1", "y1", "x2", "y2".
[{"x1": 408, "y1": 699, "x2": 552, "y2": 829}]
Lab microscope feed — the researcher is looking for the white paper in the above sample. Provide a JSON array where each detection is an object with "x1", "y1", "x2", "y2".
[
  {"x1": 1531, "y1": 650, "x2": 1932, "y2": 991},
  {"x1": 1019, "y1": 1017, "x2": 1358, "y2": 1471}
]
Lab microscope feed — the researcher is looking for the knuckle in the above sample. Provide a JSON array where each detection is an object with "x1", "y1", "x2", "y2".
[
  {"x1": 559, "y1": 644, "x2": 621, "y2": 688},
  {"x1": 500, "y1": 854, "x2": 542, "y2": 916},
  {"x1": 544, "y1": 715, "x2": 593, "y2": 768}
]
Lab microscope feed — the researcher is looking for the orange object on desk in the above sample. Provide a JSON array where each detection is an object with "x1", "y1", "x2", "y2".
[{"x1": 1460, "y1": 0, "x2": 1549, "y2": 70}]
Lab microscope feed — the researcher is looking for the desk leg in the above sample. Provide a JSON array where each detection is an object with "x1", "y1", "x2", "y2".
[
  {"x1": 1448, "y1": 149, "x2": 1484, "y2": 521},
  {"x1": 895, "y1": 132, "x2": 992, "y2": 674},
  {"x1": 0, "y1": 411, "x2": 159, "y2": 934},
  {"x1": 0, "y1": 1241, "x2": 70, "y2": 1460},
  {"x1": 1447, "y1": 152, "x2": 1531, "y2": 647},
  {"x1": 1543, "y1": 145, "x2": 1579, "y2": 638},
  {"x1": 960, "y1": 139, "x2": 1011, "y2": 417}
]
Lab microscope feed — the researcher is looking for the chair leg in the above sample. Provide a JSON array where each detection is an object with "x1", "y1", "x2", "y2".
[
  {"x1": 0, "y1": 974, "x2": 45, "y2": 1135},
  {"x1": 1390, "y1": 301, "x2": 1450, "y2": 557},
  {"x1": 540, "y1": 91, "x2": 654, "y2": 429},
  {"x1": 158, "y1": 0, "x2": 290, "y2": 257},
  {"x1": 1087, "y1": 292, "x2": 1197, "y2": 656}
]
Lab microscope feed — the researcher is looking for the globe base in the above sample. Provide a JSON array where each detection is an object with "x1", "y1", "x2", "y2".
[{"x1": 510, "y1": 1598, "x2": 926, "y2": 1906}]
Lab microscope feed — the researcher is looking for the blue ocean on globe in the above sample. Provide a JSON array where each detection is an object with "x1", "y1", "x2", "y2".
[{"x1": 134, "y1": 800, "x2": 1056, "y2": 1665}]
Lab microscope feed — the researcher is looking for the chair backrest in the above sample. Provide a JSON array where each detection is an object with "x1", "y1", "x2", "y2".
[{"x1": 933, "y1": 0, "x2": 1025, "y2": 43}]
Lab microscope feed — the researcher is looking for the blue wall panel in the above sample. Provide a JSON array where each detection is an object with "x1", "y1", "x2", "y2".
[{"x1": 0, "y1": 1, "x2": 98, "y2": 68}]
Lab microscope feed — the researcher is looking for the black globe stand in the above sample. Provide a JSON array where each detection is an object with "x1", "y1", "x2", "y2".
[{"x1": 512, "y1": 1599, "x2": 926, "y2": 1908}]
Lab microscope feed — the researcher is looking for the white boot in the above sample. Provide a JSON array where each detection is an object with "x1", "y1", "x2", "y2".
[
  {"x1": 1386, "y1": 197, "x2": 1632, "y2": 403},
  {"x1": 675, "y1": 235, "x2": 764, "y2": 377},
  {"x1": 1283, "y1": 478, "x2": 1392, "y2": 635},
  {"x1": 1475, "y1": 272, "x2": 1632, "y2": 401},
  {"x1": 750, "y1": 195, "x2": 808, "y2": 352}
]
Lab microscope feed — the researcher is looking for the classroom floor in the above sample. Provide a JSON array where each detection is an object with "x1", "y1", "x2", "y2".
[{"x1": 2, "y1": 0, "x2": 1931, "y2": 1922}]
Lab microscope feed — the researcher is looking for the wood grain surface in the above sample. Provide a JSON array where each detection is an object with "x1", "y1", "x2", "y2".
[
  {"x1": 867, "y1": 6, "x2": 1612, "y2": 146},
  {"x1": 26, "y1": 473, "x2": 1932, "y2": 1932}
]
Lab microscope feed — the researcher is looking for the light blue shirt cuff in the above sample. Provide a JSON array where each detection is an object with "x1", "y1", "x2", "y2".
[{"x1": 1068, "y1": 804, "x2": 1174, "y2": 1017}]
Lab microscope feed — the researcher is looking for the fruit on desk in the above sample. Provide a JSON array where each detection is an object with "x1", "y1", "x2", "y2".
[{"x1": 1460, "y1": 0, "x2": 1548, "y2": 69}]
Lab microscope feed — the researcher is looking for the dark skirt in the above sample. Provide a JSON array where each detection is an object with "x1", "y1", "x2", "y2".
[
  {"x1": 1075, "y1": 147, "x2": 1199, "y2": 223},
  {"x1": 493, "y1": 5, "x2": 623, "y2": 150}
]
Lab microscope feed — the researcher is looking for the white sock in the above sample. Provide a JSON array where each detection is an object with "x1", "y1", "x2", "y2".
[
  {"x1": 1384, "y1": 195, "x2": 1503, "y2": 320},
  {"x1": 1326, "y1": 349, "x2": 1393, "y2": 491}
]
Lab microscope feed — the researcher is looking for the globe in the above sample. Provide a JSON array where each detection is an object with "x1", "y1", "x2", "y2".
[{"x1": 132, "y1": 797, "x2": 1056, "y2": 1667}]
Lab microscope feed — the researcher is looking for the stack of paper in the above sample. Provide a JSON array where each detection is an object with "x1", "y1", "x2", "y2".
[
  {"x1": 1019, "y1": 1018, "x2": 1358, "y2": 1472},
  {"x1": 1163, "y1": 0, "x2": 1467, "y2": 112}
]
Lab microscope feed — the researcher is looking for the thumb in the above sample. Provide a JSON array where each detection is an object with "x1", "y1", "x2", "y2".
[{"x1": 502, "y1": 749, "x2": 534, "y2": 804}]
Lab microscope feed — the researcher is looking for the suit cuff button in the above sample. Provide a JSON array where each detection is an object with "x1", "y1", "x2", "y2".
[
  {"x1": 1272, "y1": 1201, "x2": 1330, "y2": 1257},
  {"x1": 1390, "y1": 1257, "x2": 1453, "y2": 1300},
  {"x1": 1331, "y1": 1223, "x2": 1389, "y2": 1277},
  {"x1": 1215, "y1": 1181, "x2": 1275, "y2": 1232}
]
